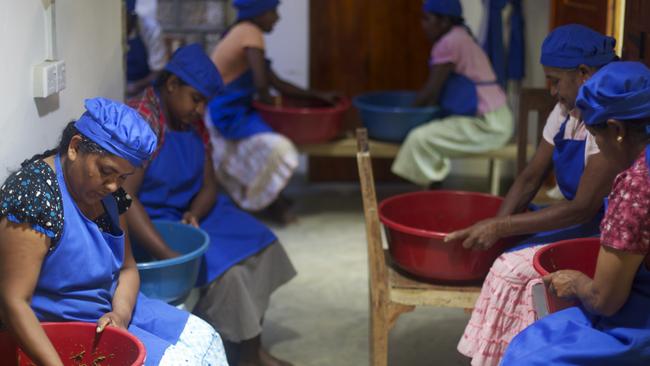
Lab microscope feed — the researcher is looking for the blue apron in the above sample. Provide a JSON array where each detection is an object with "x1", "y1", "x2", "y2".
[
  {"x1": 31, "y1": 155, "x2": 189, "y2": 365},
  {"x1": 438, "y1": 73, "x2": 497, "y2": 117},
  {"x1": 208, "y1": 69, "x2": 274, "y2": 140},
  {"x1": 127, "y1": 33, "x2": 151, "y2": 82},
  {"x1": 507, "y1": 116, "x2": 603, "y2": 252},
  {"x1": 501, "y1": 261, "x2": 650, "y2": 365},
  {"x1": 137, "y1": 126, "x2": 277, "y2": 286}
]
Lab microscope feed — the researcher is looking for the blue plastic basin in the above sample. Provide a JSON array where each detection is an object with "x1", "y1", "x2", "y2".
[
  {"x1": 132, "y1": 221, "x2": 209, "y2": 304},
  {"x1": 353, "y1": 91, "x2": 440, "y2": 142}
]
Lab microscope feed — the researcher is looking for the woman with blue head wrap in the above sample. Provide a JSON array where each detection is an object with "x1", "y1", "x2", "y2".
[
  {"x1": 449, "y1": 24, "x2": 621, "y2": 366},
  {"x1": 125, "y1": 44, "x2": 296, "y2": 366},
  {"x1": 206, "y1": 0, "x2": 339, "y2": 223},
  {"x1": 501, "y1": 61, "x2": 650, "y2": 365},
  {"x1": 391, "y1": 0, "x2": 514, "y2": 188},
  {"x1": 0, "y1": 98, "x2": 228, "y2": 365}
]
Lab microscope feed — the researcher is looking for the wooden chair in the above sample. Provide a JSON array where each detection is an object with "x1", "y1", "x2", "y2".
[
  {"x1": 305, "y1": 88, "x2": 556, "y2": 195},
  {"x1": 355, "y1": 128, "x2": 481, "y2": 366}
]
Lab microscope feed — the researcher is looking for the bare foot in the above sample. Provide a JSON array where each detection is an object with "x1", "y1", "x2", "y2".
[
  {"x1": 265, "y1": 195, "x2": 297, "y2": 226},
  {"x1": 259, "y1": 348, "x2": 293, "y2": 366}
]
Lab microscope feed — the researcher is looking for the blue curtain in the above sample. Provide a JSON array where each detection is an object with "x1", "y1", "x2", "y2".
[{"x1": 482, "y1": 0, "x2": 525, "y2": 88}]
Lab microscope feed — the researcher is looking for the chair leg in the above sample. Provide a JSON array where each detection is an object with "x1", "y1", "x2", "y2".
[
  {"x1": 489, "y1": 159, "x2": 502, "y2": 196},
  {"x1": 370, "y1": 300, "x2": 390, "y2": 366}
]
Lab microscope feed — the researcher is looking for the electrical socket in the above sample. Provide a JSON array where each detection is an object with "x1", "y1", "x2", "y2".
[
  {"x1": 55, "y1": 60, "x2": 66, "y2": 92},
  {"x1": 33, "y1": 60, "x2": 66, "y2": 98},
  {"x1": 33, "y1": 61, "x2": 58, "y2": 98}
]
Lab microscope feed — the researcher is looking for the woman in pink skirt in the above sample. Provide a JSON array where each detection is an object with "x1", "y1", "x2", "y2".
[{"x1": 447, "y1": 24, "x2": 621, "y2": 365}]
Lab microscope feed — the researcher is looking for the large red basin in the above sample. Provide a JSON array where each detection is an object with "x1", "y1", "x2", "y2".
[
  {"x1": 533, "y1": 237, "x2": 600, "y2": 313},
  {"x1": 0, "y1": 322, "x2": 145, "y2": 365},
  {"x1": 379, "y1": 190, "x2": 517, "y2": 282},
  {"x1": 253, "y1": 96, "x2": 350, "y2": 144}
]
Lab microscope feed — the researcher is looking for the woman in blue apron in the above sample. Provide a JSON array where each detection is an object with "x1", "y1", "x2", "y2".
[
  {"x1": 125, "y1": 44, "x2": 296, "y2": 366},
  {"x1": 205, "y1": 0, "x2": 337, "y2": 223},
  {"x1": 391, "y1": 0, "x2": 514, "y2": 186},
  {"x1": 450, "y1": 24, "x2": 621, "y2": 366},
  {"x1": 125, "y1": 0, "x2": 167, "y2": 97},
  {"x1": 502, "y1": 61, "x2": 650, "y2": 365},
  {"x1": 0, "y1": 98, "x2": 227, "y2": 365}
]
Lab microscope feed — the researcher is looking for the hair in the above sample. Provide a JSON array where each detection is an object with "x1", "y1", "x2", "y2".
[
  {"x1": 23, "y1": 121, "x2": 108, "y2": 167},
  {"x1": 589, "y1": 118, "x2": 650, "y2": 144},
  {"x1": 153, "y1": 70, "x2": 187, "y2": 90}
]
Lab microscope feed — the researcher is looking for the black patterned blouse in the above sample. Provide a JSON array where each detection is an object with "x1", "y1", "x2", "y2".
[{"x1": 0, "y1": 159, "x2": 131, "y2": 249}]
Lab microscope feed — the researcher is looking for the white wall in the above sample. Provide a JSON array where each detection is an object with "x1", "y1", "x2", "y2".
[
  {"x1": 0, "y1": 0, "x2": 124, "y2": 181},
  {"x1": 264, "y1": 0, "x2": 309, "y2": 88}
]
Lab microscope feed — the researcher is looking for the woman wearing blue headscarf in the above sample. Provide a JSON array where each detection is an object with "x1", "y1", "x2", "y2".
[
  {"x1": 501, "y1": 61, "x2": 650, "y2": 365},
  {"x1": 125, "y1": 44, "x2": 296, "y2": 366},
  {"x1": 206, "y1": 0, "x2": 336, "y2": 223},
  {"x1": 391, "y1": 0, "x2": 514, "y2": 186},
  {"x1": 0, "y1": 98, "x2": 227, "y2": 365},
  {"x1": 450, "y1": 24, "x2": 620, "y2": 366}
]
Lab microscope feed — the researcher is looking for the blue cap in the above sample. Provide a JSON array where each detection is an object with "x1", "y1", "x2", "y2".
[
  {"x1": 74, "y1": 98, "x2": 157, "y2": 167},
  {"x1": 423, "y1": 0, "x2": 463, "y2": 18},
  {"x1": 541, "y1": 24, "x2": 617, "y2": 69},
  {"x1": 126, "y1": 0, "x2": 136, "y2": 14},
  {"x1": 164, "y1": 44, "x2": 224, "y2": 100},
  {"x1": 234, "y1": 0, "x2": 280, "y2": 20},
  {"x1": 577, "y1": 61, "x2": 650, "y2": 126}
]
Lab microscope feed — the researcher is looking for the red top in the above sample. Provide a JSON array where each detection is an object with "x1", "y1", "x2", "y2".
[{"x1": 600, "y1": 151, "x2": 650, "y2": 255}]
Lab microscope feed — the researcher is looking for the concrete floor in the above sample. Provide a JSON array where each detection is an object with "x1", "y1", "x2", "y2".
[{"x1": 258, "y1": 177, "x2": 493, "y2": 366}]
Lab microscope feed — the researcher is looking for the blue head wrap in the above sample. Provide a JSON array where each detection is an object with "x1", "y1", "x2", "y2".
[
  {"x1": 577, "y1": 61, "x2": 650, "y2": 170},
  {"x1": 74, "y1": 98, "x2": 157, "y2": 167},
  {"x1": 423, "y1": 0, "x2": 463, "y2": 18},
  {"x1": 541, "y1": 24, "x2": 617, "y2": 69},
  {"x1": 577, "y1": 61, "x2": 650, "y2": 126},
  {"x1": 234, "y1": 0, "x2": 280, "y2": 21},
  {"x1": 126, "y1": 0, "x2": 136, "y2": 14},
  {"x1": 164, "y1": 44, "x2": 224, "y2": 100}
]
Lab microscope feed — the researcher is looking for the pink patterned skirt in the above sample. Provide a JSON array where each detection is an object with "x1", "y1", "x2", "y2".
[{"x1": 457, "y1": 245, "x2": 544, "y2": 366}]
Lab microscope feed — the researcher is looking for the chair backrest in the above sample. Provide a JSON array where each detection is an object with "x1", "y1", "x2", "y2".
[
  {"x1": 356, "y1": 128, "x2": 390, "y2": 298},
  {"x1": 516, "y1": 88, "x2": 556, "y2": 174}
]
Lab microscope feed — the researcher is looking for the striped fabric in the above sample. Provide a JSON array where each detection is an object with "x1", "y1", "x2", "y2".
[
  {"x1": 457, "y1": 245, "x2": 544, "y2": 366},
  {"x1": 203, "y1": 113, "x2": 298, "y2": 211}
]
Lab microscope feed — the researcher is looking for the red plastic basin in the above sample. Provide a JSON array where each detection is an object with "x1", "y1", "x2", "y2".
[
  {"x1": 533, "y1": 237, "x2": 600, "y2": 313},
  {"x1": 0, "y1": 322, "x2": 145, "y2": 366},
  {"x1": 253, "y1": 96, "x2": 351, "y2": 144},
  {"x1": 379, "y1": 190, "x2": 518, "y2": 282}
]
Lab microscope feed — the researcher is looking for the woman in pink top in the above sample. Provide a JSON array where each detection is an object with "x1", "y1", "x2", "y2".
[
  {"x1": 205, "y1": 0, "x2": 335, "y2": 224},
  {"x1": 391, "y1": 0, "x2": 513, "y2": 186}
]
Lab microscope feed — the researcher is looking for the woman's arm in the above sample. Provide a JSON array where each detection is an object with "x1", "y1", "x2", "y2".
[
  {"x1": 97, "y1": 215, "x2": 139, "y2": 332},
  {"x1": 123, "y1": 168, "x2": 180, "y2": 259},
  {"x1": 246, "y1": 47, "x2": 337, "y2": 105},
  {"x1": 182, "y1": 155, "x2": 218, "y2": 227},
  {"x1": 246, "y1": 47, "x2": 274, "y2": 104},
  {"x1": 0, "y1": 219, "x2": 63, "y2": 366},
  {"x1": 546, "y1": 246, "x2": 644, "y2": 316},
  {"x1": 447, "y1": 152, "x2": 619, "y2": 250},
  {"x1": 412, "y1": 63, "x2": 454, "y2": 107}
]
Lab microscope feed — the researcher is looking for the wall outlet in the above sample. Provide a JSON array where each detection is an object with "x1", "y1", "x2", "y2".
[
  {"x1": 33, "y1": 60, "x2": 66, "y2": 98},
  {"x1": 33, "y1": 61, "x2": 58, "y2": 98},
  {"x1": 55, "y1": 60, "x2": 66, "y2": 92}
]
